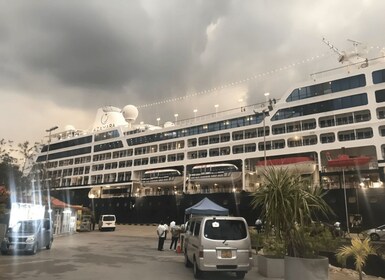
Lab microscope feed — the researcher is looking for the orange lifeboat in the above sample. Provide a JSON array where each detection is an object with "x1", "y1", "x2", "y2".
[
  {"x1": 326, "y1": 153, "x2": 371, "y2": 167},
  {"x1": 256, "y1": 156, "x2": 316, "y2": 174}
]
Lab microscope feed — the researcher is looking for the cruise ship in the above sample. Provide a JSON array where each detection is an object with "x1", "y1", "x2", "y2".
[{"x1": 30, "y1": 44, "x2": 385, "y2": 227}]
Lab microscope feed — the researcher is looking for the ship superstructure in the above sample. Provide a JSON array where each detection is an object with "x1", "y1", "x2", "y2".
[{"x1": 30, "y1": 43, "x2": 385, "y2": 225}]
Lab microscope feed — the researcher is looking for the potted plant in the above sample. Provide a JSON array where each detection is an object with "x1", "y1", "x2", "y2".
[
  {"x1": 251, "y1": 167, "x2": 334, "y2": 280},
  {"x1": 336, "y1": 237, "x2": 376, "y2": 280},
  {"x1": 256, "y1": 234, "x2": 286, "y2": 278}
]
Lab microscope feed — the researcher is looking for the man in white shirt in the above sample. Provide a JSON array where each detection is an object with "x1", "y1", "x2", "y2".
[{"x1": 157, "y1": 222, "x2": 166, "y2": 251}]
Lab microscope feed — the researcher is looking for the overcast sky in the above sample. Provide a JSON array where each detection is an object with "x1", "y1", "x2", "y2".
[{"x1": 1, "y1": 0, "x2": 384, "y2": 148}]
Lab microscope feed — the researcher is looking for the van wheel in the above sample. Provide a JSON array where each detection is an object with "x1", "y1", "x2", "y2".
[
  {"x1": 31, "y1": 243, "x2": 38, "y2": 255},
  {"x1": 235, "y1": 271, "x2": 246, "y2": 279},
  {"x1": 46, "y1": 238, "x2": 53, "y2": 249},
  {"x1": 193, "y1": 257, "x2": 203, "y2": 279},
  {"x1": 184, "y1": 251, "x2": 192, "y2": 267}
]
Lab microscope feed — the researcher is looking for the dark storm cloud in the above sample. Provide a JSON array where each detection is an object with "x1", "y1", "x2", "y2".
[
  {"x1": 1, "y1": 0, "x2": 385, "y2": 145},
  {"x1": 0, "y1": 0, "x2": 235, "y2": 108}
]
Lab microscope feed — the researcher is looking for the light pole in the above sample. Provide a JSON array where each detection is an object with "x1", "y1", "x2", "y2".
[
  {"x1": 264, "y1": 92, "x2": 270, "y2": 105},
  {"x1": 174, "y1": 114, "x2": 178, "y2": 123},
  {"x1": 193, "y1": 109, "x2": 197, "y2": 121},
  {"x1": 45, "y1": 126, "x2": 58, "y2": 190},
  {"x1": 214, "y1": 104, "x2": 219, "y2": 116},
  {"x1": 156, "y1": 117, "x2": 160, "y2": 126},
  {"x1": 263, "y1": 110, "x2": 267, "y2": 167}
]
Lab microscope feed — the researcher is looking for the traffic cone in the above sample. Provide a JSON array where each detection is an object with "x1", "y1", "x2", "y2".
[{"x1": 176, "y1": 239, "x2": 182, "y2": 254}]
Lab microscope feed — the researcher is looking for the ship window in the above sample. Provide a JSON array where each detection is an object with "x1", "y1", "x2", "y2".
[
  {"x1": 209, "y1": 135, "x2": 220, "y2": 144},
  {"x1": 40, "y1": 135, "x2": 92, "y2": 153},
  {"x1": 356, "y1": 128, "x2": 373, "y2": 139},
  {"x1": 336, "y1": 114, "x2": 354, "y2": 125},
  {"x1": 198, "y1": 150, "x2": 207, "y2": 158},
  {"x1": 209, "y1": 148, "x2": 220, "y2": 157},
  {"x1": 320, "y1": 133, "x2": 335, "y2": 144},
  {"x1": 354, "y1": 110, "x2": 371, "y2": 122},
  {"x1": 232, "y1": 131, "x2": 244, "y2": 141},
  {"x1": 188, "y1": 139, "x2": 197, "y2": 147},
  {"x1": 257, "y1": 127, "x2": 269, "y2": 137},
  {"x1": 232, "y1": 145, "x2": 244, "y2": 154},
  {"x1": 319, "y1": 116, "x2": 335, "y2": 128},
  {"x1": 375, "y1": 89, "x2": 385, "y2": 102},
  {"x1": 244, "y1": 129, "x2": 257, "y2": 139},
  {"x1": 167, "y1": 154, "x2": 177, "y2": 162},
  {"x1": 272, "y1": 124, "x2": 286, "y2": 135},
  {"x1": 377, "y1": 107, "x2": 385, "y2": 119},
  {"x1": 302, "y1": 119, "x2": 316, "y2": 130},
  {"x1": 258, "y1": 141, "x2": 271, "y2": 151},
  {"x1": 220, "y1": 147, "x2": 231, "y2": 155},
  {"x1": 379, "y1": 126, "x2": 385, "y2": 137},
  {"x1": 272, "y1": 93, "x2": 368, "y2": 121},
  {"x1": 287, "y1": 137, "x2": 302, "y2": 147},
  {"x1": 286, "y1": 74, "x2": 365, "y2": 102},
  {"x1": 302, "y1": 135, "x2": 317, "y2": 146},
  {"x1": 372, "y1": 69, "x2": 385, "y2": 84},
  {"x1": 95, "y1": 130, "x2": 119, "y2": 142},
  {"x1": 338, "y1": 130, "x2": 355, "y2": 141},
  {"x1": 286, "y1": 121, "x2": 301, "y2": 133},
  {"x1": 199, "y1": 137, "x2": 209, "y2": 146},
  {"x1": 159, "y1": 156, "x2": 166, "y2": 163},
  {"x1": 244, "y1": 144, "x2": 256, "y2": 153},
  {"x1": 272, "y1": 140, "x2": 285, "y2": 149},
  {"x1": 188, "y1": 151, "x2": 198, "y2": 159},
  {"x1": 220, "y1": 133, "x2": 230, "y2": 142}
]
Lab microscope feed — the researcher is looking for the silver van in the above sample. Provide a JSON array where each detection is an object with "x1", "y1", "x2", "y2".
[
  {"x1": 184, "y1": 216, "x2": 253, "y2": 279},
  {"x1": 1, "y1": 219, "x2": 53, "y2": 255}
]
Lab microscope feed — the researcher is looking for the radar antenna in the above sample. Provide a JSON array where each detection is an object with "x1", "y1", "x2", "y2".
[
  {"x1": 322, "y1": 37, "x2": 346, "y2": 63},
  {"x1": 322, "y1": 37, "x2": 367, "y2": 66}
]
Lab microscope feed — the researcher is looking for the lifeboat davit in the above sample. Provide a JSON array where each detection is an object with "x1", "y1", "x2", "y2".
[
  {"x1": 326, "y1": 153, "x2": 371, "y2": 167},
  {"x1": 256, "y1": 156, "x2": 316, "y2": 174}
]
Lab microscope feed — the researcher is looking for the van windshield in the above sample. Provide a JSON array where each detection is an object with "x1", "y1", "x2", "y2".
[
  {"x1": 11, "y1": 220, "x2": 40, "y2": 234},
  {"x1": 204, "y1": 219, "x2": 247, "y2": 240},
  {"x1": 103, "y1": 216, "x2": 115, "y2": 221}
]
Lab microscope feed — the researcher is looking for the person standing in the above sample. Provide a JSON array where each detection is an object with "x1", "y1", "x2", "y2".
[
  {"x1": 255, "y1": 218, "x2": 262, "y2": 233},
  {"x1": 157, "y1": 222, "x2": 166, "y2": 251},
  {"x1": 169, "y1": 221, "x2": 180, "y2": 251}
]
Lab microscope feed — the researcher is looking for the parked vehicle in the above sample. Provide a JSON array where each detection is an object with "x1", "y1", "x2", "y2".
[
  {"x1": 361, "y1": 224, "x2": 385, "y2": 241},
  {"x1": 1, "y1": 219, "x2": 53, "y2": 255},
  {"x1": 183, "y1": 216, "x2": 253, "y2": 279},
  {"x1": 98, "y1": 215, "x2": 116, "y2": 231}
]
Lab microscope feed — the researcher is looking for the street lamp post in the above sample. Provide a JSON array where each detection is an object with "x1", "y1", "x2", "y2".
[
  {"x1": 262, "y1": 110, "x2": 268, "y2": 167},
  {"x1": 45, "y1": 126, "x2": 58, "y2": 190},
  {"x1": 156, "y1": 117, "x2": 160, "y2": 126},
  {"x1": 214, "y1": 104, "x2": 219, "y2": 116},
  {"x1": 174, "y1": 114, "x2": 178, "y2": 123},
  {"x1": 193, "y1": 109, "x2": 198, "y2": 121}
]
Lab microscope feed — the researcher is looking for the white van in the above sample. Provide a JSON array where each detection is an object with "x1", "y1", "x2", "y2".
[
  {"x1": 184, "y1": 216, "x2": 253, "y2": 279},
  {"x1": 98, "y1": 215, "x2": 116, "y2": 231}
]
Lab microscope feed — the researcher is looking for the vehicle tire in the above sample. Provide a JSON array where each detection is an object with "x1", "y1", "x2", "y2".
[
  {"x1": 184, "y1": 251, "x2": 192, "y2": 267},
  {"x1": 112, "y1": 228, "x2": 115, "y2": 231},
  {"x1": 235, "y1": 271, "x2": 246, "y2": 279},
  {"x1": 193, "y1": 257, "x2": 203, "y2": 279},
  {"x1": 370, "y1": 233, "x2": 380, "y2": 241},
  {"x1": 1, "y1": 250, "x2": 8, "y2": 255},
  {"x1": 31, "y1": 243, "x2": 38, "y2": 255},
  {"x1": 46, "y1": 238, "x2": 53, "y2": 250}
]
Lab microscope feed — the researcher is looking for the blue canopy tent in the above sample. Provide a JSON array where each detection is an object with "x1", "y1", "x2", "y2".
[{"x1": 185, "y1": 197, "x2": 229, "y2": 217}]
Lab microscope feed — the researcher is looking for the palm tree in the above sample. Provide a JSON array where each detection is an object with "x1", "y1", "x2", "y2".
[
  {"x1": 336, "y1": 237, "x2": 376, "y2": 280},
  {"x1": 251, "y1": 167, "x2": 333, "y2": 258}
]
